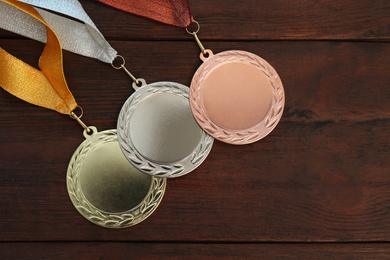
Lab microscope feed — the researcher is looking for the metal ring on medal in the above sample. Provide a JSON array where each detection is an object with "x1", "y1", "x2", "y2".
[
  {"x1": 117, "y1": 82, "x2": 214, "y2": 178},
  {"x1": 67, "y1": 127, "x2": 166, "y2": 229},
  {"x1": 190, "y1": 50, "x2": 285, "y2": 145}
]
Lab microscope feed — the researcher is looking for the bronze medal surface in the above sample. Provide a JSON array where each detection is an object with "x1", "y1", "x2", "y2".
[
  {"x1": 67, "y1": 127, "x2": 166, "y2": 228},
  {"x1": 190, "y1": 50, "x2": 285, "y2": 145}
]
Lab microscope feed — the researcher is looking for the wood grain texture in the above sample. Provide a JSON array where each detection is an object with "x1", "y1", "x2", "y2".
[
  {"x1": 0, "y1": 0, "x2": 389, "y2": 40},
  {"x1": 0, "y1": 119, "x2": 388, "y2": 242},
  {"x1": 0, "y1": 0, "x2": 389, "y2": 257},
  {"x1": 1, "y1": 242, "x2": 390, "y2": 259},
  {"x1": 0, "y1": 40, "x2": 389, "y2": 121},
  {"x1": 0, "y1": 39, "x2": 389, "y2": 242}
]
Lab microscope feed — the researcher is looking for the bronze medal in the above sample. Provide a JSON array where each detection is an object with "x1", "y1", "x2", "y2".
[
  {"x1": 190, "y1": 49, "x2": 285, "y2": 145},
  {"x1": 187, "y1": 21, "x2": 285, "y2": 145}
]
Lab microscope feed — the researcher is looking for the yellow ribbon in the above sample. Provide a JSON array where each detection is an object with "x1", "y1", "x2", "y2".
[{"x1": 0, "y1": 0, "x2": 77, "y2": 114}]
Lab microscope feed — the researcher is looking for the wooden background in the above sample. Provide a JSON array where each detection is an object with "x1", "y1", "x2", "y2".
[{"x1": 0, "y1": 0, "x2": 389, "y2": 258}]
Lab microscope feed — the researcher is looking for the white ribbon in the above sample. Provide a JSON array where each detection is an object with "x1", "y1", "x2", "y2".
[{"x1": 0, "y1": 0, "x2": 116, "y2": 63}]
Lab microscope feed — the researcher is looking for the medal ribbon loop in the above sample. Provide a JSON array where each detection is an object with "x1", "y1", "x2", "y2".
[
  {"x1": 1, "y1": 0, "x2": 117, "y2": 63},
  {"x1": 0, "y1": 0, "x2": 77, "y2": 114}
]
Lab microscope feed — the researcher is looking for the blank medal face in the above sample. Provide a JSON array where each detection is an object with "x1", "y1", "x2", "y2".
[
  {"x1": 190, "y1": 50, "x2": 285, "y2": 145},
  {"x1": 67, "y1": 128, "x2": 166, "y2": 228},
  {"x1": 78, "y1": 141, "x2": 152, "y2": 213},
  {"x1": 202, "y1": 62, "x2": 273, "y2": 130},
  {"x1": 118, "y1": 82, "x2": 213, "y2": 178},
  {"x1": 130, "y1": 93, "x2": 201, "y2": 163}
]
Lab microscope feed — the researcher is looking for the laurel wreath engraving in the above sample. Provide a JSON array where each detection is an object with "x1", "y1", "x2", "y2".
[
  {"x1": 190, "y1": 50, "x2": 285, "y2": 145},
  {"x1": 67, "y1": 129, "x2": 166, "y2": 228},
  {"x1": 117, "y1": 82, "x2": 213, "y2": 178}
]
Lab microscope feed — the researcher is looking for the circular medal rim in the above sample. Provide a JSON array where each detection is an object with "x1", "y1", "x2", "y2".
[
  {"x1": 189, "y1": 50, "x2": 285, "y2": 145},
  {"x1": 117, "y1": 81, "x2": 214, "y2": 178},
  {"x1": 67, "y1": 128, "x2": 166, "y2": 229}
]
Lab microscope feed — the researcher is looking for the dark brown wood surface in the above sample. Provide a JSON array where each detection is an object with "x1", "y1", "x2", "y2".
[
  {"x1": 0, "y1": 0, "x2": 389, "y2": 258},
  {"x1": 2, "y1": 243, "x2": 390, "y2": 259}
]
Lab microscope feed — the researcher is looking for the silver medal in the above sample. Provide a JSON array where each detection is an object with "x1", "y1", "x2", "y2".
[{"x1": 117, "y1": 80, "x2": 213, "y2": 178}]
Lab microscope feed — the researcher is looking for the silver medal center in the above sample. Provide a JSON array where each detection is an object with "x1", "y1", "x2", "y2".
[
  {"x1": 117, "y1": 82, "x2": 214, "y2": 178},
  {"x1": 130, "y1": 93, "x2": 202, "y2": 163}
]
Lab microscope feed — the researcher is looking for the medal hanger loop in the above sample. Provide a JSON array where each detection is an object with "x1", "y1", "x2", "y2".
[
  {"x1": 111, "y1": 55, "x2": 147, "y2": 91},
  {"x1": 70, "y1": 105, "x2": 92, "y2": 134},
  {"x1": 185, "y1": 20, "x2": 213, "y2": 61},
  {"x1": 185, "y1": 20, "x2": 205, "y2": 54}
]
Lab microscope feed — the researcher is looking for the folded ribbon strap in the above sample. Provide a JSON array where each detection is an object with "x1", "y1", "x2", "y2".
[
  {"x1": 0, "y1": 0, "x2": 77, "y2": 114},
  {"x1": 1, "y1": 0, "x2": 117, "y2": 63},
  {"x1": 94, "y1": 0, "x2": 193, "y2": 28}
]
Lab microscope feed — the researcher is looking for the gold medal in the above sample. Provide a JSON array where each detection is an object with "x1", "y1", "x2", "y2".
[
  {"x1": 0, "y1": 0, "x2": 166, "y2": 228},
  {"x1": 67, "y1": 127, "x2": 166, "y2": 228}
]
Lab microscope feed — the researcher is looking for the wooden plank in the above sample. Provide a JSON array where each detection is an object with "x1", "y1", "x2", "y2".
[
  {"x1": 1, "y1": 242, "x2": 390, "y2": 259},
  {"x1": 0, "y1": 0, "x2": 389, "y2": 40},
  {"x1": 0, "y1": 40, "x2": 389, "y2": 120},
  {"x1": 0, "y1": 43, "x2": 388, "y2": 241},
  {"x1": 0, "y1": 118, "x2": 388, "y2": 242}
]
